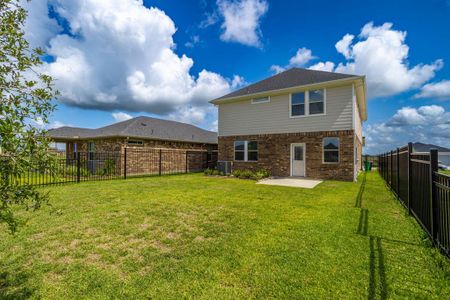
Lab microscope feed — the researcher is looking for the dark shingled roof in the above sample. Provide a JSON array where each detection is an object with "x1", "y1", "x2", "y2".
[
  {"x1": 213, "y1": 68, "x2": 358, "y2": 101},
  {"x1": 47, "y1": 116, "x2": 218, "y2": 144},
  {"x1": 412, "y1": 142, "x2": 450, "y2": 153}
]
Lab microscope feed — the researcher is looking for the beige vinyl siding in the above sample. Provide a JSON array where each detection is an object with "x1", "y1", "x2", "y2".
[
  {"x1": 353, "y1": 85, "x2": 363, "y2": 142},
  {"x1": 218, "y1": 85, "x2": 354, "y2": 136}
]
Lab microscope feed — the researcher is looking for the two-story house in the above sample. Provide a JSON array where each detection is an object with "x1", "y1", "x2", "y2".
[{"x1": 210, "y1": 68, "x2": 367, "y2": 181}]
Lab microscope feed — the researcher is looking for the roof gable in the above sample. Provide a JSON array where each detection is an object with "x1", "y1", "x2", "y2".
[{"x1": 213, "y1": 68, "x2": 358, "y2": 101}]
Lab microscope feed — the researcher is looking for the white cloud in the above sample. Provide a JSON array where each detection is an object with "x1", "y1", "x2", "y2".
[
  {"x1": 388, "y1": 107, "x2": 426, "y2": 126},
  {"x1": 112, "y1": 112, "x2": 133, "y2": 122},
  {"x1": 335, "y1": 34, "x2": 354, "y2": 59},
  {"x1": 414, "y1": 80, "x2": 450, "y2": 100},
  {"x1": 296, "y1": 22, "x2": 444, "y2": 99},
  {"x1": 308, "y1": 61, "x2": 335, "y2": 72},
  {"x1": 270, "y1": 47, "x2": 317, "y2": 74},
  {"x1": 21, "y1": 0, "x2": 61, "y2": 49},
  {"x1": 217, "y1": 0, "x2": 268, "y2": 47},
  {"x1": 288, "y1": 48, "x2": 316, "y2": 67},
  {"x1": 270, "y1": 65, "x2": 285, "y2": 74},
  {"x1": 25, "y1": 0, "x2": 240, "y2": 127},
  {"x1": 365, "y1": 105, "x2": 450, "y2": 154},
  {"x1": 333, "y1": 22, "x2": 443, "y2": 98},
  {"x1": 48, "y1": 121, "x2": 69, "y2": 129}
]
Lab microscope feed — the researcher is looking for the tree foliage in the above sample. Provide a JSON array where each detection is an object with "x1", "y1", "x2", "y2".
[{"x1": 0, "y1": 0, "x2": 58, "y2": 232}]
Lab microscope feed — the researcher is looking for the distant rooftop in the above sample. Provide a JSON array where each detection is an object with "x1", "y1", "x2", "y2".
[
  {"x1": 47, "y1": 116, "x2": 218, "y2": 144},
  {"x1": 212, "y1": 67, "x2": 359, "y2": 102},
  {"x1": 412, "y1": 142, "x2": 450, "y2": 153}
]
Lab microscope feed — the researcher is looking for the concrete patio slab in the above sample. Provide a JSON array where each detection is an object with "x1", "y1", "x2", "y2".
[{"x1": 256, "y1": 177, "x2": 323, "y2": 189}]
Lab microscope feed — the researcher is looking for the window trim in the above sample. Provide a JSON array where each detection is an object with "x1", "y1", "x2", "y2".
[
  {"x1": 322, "y1": 137, "x2": 340, "y2": 164},
  {"x1": 251, "y1": 96, "x2": 270, "y2": 104},
  {"x1": 289, "y1": 88, "x2": 327, "y2": 118},
  {"x1": 234, "y1": 140, "x2": 258, "y2": 162}
]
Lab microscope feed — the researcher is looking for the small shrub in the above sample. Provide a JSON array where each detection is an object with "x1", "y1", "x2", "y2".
[
  {"x1": 232, "y1": 169, "x2": 271, "y2": 180},
  {"x1": 252, "y1": 169, "x2": 271, "y2": 180},
  {"x1": 204, "y1": 169, "x2": 224, "y2": 176}
]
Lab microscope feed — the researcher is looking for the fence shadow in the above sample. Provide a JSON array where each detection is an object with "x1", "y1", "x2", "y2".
[
  {"x1": 368, "y1": 235, "x2": 388, "y2": 300},
  {"x1": 357, "y1": 208, "x2": 369, "y2": 236},
  {"x1": 355, "y1": 172, "x2": 367, "y2": 208}
]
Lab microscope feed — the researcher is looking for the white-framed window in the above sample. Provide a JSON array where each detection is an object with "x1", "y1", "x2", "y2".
[
  {"x1": 309, "y1": 89, "x2": 325, "y2": 115},
  {"x1": 290, "y1": 88, "x2": 326, "y2": 117},
  {"x1": 234, "y1": 141, "x2": 258, "y2": 161},
  {"x1": 323, "y1": 137, "x2": 339, "y2": 163},
  {"x1": 251, "y1": 96, "x2": 270, "y2": 104},
  {"x1": 127, "y1": 140, "x2": 144, "y2": 146},
  {"x1": 290, "y1": 92, "x2": 305, "y2": 116}
]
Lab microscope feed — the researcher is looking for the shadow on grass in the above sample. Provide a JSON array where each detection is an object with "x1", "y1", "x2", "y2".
[
  {"x1": 368, "y1": 235, "x2": 387, "y2": 300},
  {"x1": 355, "y1": 172, "x2": 366, "y2": 208},
  {"x1": 0, "y1": 267, "x2": 36, "y2": 299},
  {"x1": 357, "y1": 208, "x2": 369, "y2": 236}
]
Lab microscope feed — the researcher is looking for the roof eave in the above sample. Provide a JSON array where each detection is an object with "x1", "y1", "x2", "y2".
[{"x1": 210, "y1": 76, "x2": 363, "y2": 105}]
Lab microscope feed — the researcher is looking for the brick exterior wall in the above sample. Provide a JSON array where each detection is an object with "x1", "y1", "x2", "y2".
[
  {"x1": 57, "y1": 137, "x2": 216, "y2": 176},
  {"x1": 218, "y1": 130, "x2": 356, "y2": 181}
]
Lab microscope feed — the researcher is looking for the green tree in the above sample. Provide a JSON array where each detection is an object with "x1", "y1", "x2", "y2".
[{"x1": 0, "y1": 0, "x2": 58, "y2": 232}]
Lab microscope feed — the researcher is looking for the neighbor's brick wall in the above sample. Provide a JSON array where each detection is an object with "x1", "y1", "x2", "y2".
[
  {"x1": 59, "y1": 138, "x2": 217, "y2": 176},
  {"x1": 218, "y1": 130, "x2": 355, "y2": 181}
]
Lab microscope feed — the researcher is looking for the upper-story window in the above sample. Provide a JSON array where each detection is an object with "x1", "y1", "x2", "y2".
[
  {"x1": 251, "y1": 96, "x2": 270, "y2": 104},
  {"x1": 127, "y1": 140, "x2": 144, "y2": 146},
  {"x1": 290, "y1": 89, "x2": 326, "y2": 117},
  {"x1": 309, "y1": 89, "x2": 325, "y2": 115},
  {"x1": 291, "y1": 92, "x2": 305, "y2": 116}
]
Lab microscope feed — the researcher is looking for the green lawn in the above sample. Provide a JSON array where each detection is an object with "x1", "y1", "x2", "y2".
[
  {"x1": 1, "y1": 172, "x2": 449, "y2": 299},
  {"x1": 440, "y1": 169, "x2": 450, "y2": 175}
]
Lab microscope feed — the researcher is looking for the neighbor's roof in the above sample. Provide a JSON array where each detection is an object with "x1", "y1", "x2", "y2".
[
  {"x1": 212, "y1": 68, "x2": 360, "y2": 102},
  {"x1": 413, "y1": 142, "x2": 450, "y2": 153},
  {"x1": 47, "y1": 116, "x2": 218, "y2": 144}
]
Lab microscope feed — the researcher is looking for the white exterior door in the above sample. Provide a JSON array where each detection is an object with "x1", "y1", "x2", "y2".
[{"x1": 291, "y1": 143, "x2": 305, "y2": 177}]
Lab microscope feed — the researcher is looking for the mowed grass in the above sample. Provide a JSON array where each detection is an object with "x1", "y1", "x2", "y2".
[{"x1": 1, "y1": 172, "x2": 450, "y2": 299}]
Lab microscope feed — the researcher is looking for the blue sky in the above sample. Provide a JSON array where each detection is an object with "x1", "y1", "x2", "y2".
[{"x1": 23, "y1": 0, "x2": 450, "y2": 154}]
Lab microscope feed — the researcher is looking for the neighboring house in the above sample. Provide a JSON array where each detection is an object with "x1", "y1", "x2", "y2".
[
  {"x1": 47, "y1": 116, "x2": 217, "y2": 177},
  {"x1": 413, "y1": 142, "x2": 450, "y2": 169},
  {"x1": 210, "y1": 68, "x2": 367, "y2": 181}
]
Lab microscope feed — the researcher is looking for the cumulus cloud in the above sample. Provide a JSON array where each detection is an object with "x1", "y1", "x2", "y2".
[
  {"x1": 217, "y1": 0, "x2": 268, "y2": 47},
  {"x1": 24, "y1": 0, "x2": 241, "y2": 129},
  {"x1": 414, "y1": 80, "x2": 450, "y2": 100},
  {"x1": 112, "y1": 112, "x2": 133, "y2": 122},
  {"x1": 365, "y1": 105, "x2": 450, "y2": 154},
  {"x1": 274, "y1": 22, "x2": 443, "y2": 99},
  {"x1": 308, "y1": 61, "x2": 335, "y2": 72},
  {"x1": 335, "y1": 34, "x2": 354, "y2": 59},
  {"x1": 289, "y1": 48, "x2": 316, "y2": 67},
  {"x1": 270, "y1": 65, "x2": 285, "y2": 74},
  {"x1": 334, "y1": 22, "x2": 443, "y2": 98},
  {"x1": 270, "y1": 47, "x2": 317, "y2": 74}
]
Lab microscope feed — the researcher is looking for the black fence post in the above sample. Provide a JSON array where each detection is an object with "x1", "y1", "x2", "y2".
[
  {"x1": 76, "y1": 152, "x2": 81, "y2": 183},
  {"x1": 159, "y1": 149, "x2": 162, "y2": 176},
  {"x1": 185, "y1": 151, "x2": 188, "y2": 173},
  {"x1": 390, "y1": 150, "x2": 393, "y2": 188},
  {"x1": 124, "y1": 147, "x2": 127, "y2": 180},
  {"x1": 407, "y1": 142, "x2": 412, "y2": 215},
  {"x1": 396, "y1": 147, "x2": 400, "y2": 196},
  {"x1": 430, "y1": 149, "x2": 438, "y2": 240}
]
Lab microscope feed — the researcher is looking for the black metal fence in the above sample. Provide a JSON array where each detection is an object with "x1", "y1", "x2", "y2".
[
  {"x1": 378, "y1": 143, "x2": 450, "y2": 258},
  {"x1": 10, "y1": 148, "x2": 217, "y2": 187}
]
